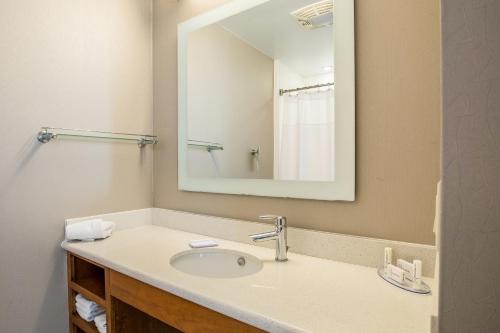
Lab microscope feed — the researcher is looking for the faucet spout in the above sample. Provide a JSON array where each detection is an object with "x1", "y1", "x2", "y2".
[
  {"x1": 249, "y1": 215, "x2": 288, "y2": 262},
  {"x1": 250, "y1": 230, "x2": 278, "y2": 242}
]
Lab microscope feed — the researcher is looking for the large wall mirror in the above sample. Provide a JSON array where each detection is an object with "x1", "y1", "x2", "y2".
[{"x1": 178, "y1": 0, "x2": 355, "y2": 201}]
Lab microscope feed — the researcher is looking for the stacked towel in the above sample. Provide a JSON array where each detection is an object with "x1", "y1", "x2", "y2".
[
  {"x1": 66, "y1": 218, "x2": 115, "y2": 241},
  {"x1": 94, "y1": 313, "x2": 107, "y2": 333},
  {"x1": 75, "y1": 294, "x2": 105, "y2": 322}
]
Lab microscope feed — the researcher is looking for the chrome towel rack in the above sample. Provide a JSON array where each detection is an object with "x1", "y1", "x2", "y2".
[{"x1": 37, "y1": 127, "x2": 158, "y2": 148}]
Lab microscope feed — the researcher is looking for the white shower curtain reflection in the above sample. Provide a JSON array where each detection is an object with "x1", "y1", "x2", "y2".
[{"x1": 278, "y1": 90, "x2": 335, "y2": 181}]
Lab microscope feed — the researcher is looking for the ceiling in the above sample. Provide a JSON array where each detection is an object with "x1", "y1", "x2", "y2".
[{"x1": 218, "y1": 0, "x2": 334, "y2": 77}]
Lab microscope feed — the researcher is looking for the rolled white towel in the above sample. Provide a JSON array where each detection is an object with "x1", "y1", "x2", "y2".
[
  {"x1": 94, "y1": 313, "x2": 107, "y2": 333},
  {"x1": 66, "y1": 219, "x2": 115, "y2": 241},
  {"x1": 94, "y1": 313, "x2": 106, "y2": 325}
]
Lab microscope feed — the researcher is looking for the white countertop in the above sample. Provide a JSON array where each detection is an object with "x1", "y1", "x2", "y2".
[{"x1": 62, "y1": 225, "x2": 434, "y2": 333}]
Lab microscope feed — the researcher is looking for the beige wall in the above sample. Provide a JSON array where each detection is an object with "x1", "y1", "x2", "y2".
[
  {"x1": 0, "y1": 1, "x2": 153, "y2": 332},
  {"x1": 153, "y1": 0, "x2": 441, "y2": 245},
  {"x1": 187, "y1": 24, "x2": 274, "y2": 179},
  {"x1": 440, "y1": 0, "x2": 500, "y2": 331}
]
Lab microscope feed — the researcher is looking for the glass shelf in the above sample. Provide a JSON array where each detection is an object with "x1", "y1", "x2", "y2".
[
  {"x1": 37, "y1": 127, "x2": 158, "y2": 147},
  {"x1": 187, "y1": 140, "x2": 223, "y2": 152}
]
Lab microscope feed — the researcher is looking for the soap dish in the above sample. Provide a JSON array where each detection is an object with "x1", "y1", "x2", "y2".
[
  {"x1": 377, "y1": 268, "x2": 431, "y2": 294},
  {"x1": 189, "y1": 239, "x2": 218, "y2": 248}
]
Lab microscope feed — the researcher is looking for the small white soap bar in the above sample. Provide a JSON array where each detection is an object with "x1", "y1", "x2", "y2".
[
  {"x1": 189, "y1": 239, "x2": 218, "y2": 248},
  {"x1": 397, "y1": 259, "x2": 415, "y2": 282},
  {"x1": 387, "y1": 264, "x2": 405, "y2": 284}
]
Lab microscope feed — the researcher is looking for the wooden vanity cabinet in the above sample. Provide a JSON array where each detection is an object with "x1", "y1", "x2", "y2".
[{"x1": 66, "y1": 252, "x2": 265, "y2": 333}]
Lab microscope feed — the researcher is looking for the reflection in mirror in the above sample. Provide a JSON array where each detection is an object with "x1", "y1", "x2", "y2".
[{"x1": 187, "y1": 0, "x2": 334, "y2": 182}]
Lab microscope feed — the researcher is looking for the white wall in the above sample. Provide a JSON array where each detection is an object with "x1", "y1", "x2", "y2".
[
  {"x1": 186, "y1": 24, "x2": 274, "y2": 179},
  {"x1": 0, "y1": 1, "x2": 153, "y2": 332},
  {"x1": 303, "y1": 72, "x2": 334, "y2": 85}
]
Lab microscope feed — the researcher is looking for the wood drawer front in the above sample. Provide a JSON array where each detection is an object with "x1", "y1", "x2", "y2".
[{"x1": 109, "y1": 270, "x2": 265, "y2": 333}]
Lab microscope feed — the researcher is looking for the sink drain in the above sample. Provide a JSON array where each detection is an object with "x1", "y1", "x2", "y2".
[{"x1": 237, "y1": 257, "x2": 246, "y2": 266}]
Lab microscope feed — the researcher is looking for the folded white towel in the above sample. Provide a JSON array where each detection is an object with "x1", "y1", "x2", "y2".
[
  {"x1": 75, "y1": 301, "x2": 99, "y2": 314},
  {"x1": 76, "y1": 306, "x2": 104, "y2": 321},
  {"x1": 75, "y1": 294, "x2": 99, "y2": 309},
  {"x1": 66, "y1": 219, "x2": 115, "y2": 241},
  {"x1": 75, "y1": 294, "x2": 105, "y2": 322},
  {"x1": 75, "y1": 294, "x2": 100, "y2": 310},
  {"x1": 75, "y1": 307, "x2": 93, "y2": 322},
  {"x1": 76, "y1": 303, "x2": 104, "y2": 317},
  {"x1": 76, "y1": 305, "x2": 104, "y2": 322}
]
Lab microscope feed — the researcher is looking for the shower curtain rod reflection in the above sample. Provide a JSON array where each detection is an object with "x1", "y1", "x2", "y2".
[{"x1": 279, "y1": 82, "x2": 334, "y2": 96}]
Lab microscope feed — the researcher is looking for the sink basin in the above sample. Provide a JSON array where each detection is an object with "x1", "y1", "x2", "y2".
[{"x1": 170, "y1": 248, "x2": 263, "y2": 278}]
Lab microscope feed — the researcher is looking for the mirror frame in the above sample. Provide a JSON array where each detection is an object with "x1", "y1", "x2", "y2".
[{"x1": 178, "y1": 0, "x2": 355, "y2": 201}]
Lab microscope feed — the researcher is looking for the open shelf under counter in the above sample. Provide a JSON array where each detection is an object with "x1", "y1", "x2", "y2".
[
  {"x1": 69, "y1": 254, "x2": 106, "y2": 301},
  {"x1": 69, "y1": 279, "x2": 106, "y2": 309},
  {"x1": 72, "y1": 313, "x2": 100, "y2": 333},
  {"x1": 67, "y1": 253, "x2": 111, "y2": 333}
]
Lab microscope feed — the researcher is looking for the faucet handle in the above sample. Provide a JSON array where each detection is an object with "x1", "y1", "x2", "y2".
[{"x1": 258, "y1": 215, "x2": 286, "y2": 228}]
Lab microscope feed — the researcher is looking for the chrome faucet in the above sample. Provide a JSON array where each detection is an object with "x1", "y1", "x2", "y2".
[{"x1": 250, "y1": 215, "x2": 288, "y2": 262}]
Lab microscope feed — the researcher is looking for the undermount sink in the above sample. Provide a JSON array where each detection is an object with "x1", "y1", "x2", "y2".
[{"x1": 170, "y1": 248, "x2": 263, "y2": 278}]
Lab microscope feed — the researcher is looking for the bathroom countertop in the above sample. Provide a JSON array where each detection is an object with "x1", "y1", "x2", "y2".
[{"x1": 62, "y1": 225, "x2": 434, "y2": 333}]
